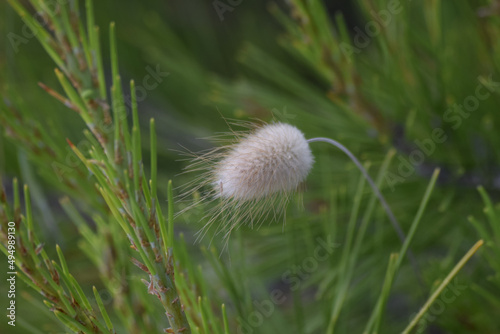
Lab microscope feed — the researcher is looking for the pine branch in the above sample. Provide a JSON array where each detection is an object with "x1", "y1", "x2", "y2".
[
  {"x1": 5, "y1": 0, "x2": 192, "y2": 332},
  {"x1": 0, "y1": 179, "x2": 114, "y2": 333}
]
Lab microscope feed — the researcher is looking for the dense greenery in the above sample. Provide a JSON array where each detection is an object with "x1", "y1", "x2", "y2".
[{"x1": 1, "y1": 0, "x2": 499, "y2": 333}]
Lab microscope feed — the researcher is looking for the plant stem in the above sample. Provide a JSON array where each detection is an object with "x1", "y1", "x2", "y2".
[
  {"x1": 402, "y1": 239, "x2": 484, "y2": 334},
  {"x1": 307, "y1": 137, "x2": 424, "y2": 286},
  {"x1": 308, "y1": 137, "x2": 404, "y2": 242}
]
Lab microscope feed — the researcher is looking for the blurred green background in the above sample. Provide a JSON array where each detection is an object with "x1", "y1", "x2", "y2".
[{"x1": 1, "y1": 0, "x2": 500, "y2": 333}]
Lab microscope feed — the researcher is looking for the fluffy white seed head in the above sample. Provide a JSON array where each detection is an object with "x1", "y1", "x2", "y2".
[
  {"x1": 214, "y1": 123, "x2": 313, "y2": 200},
  {"x1": 181, "y1": 122, "x2": 314, "y2": 242}
]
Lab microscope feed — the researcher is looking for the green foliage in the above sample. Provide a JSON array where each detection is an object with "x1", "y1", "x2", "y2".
[{"x1": 1, "y1": 0, "x2": 499, "y2": 333}]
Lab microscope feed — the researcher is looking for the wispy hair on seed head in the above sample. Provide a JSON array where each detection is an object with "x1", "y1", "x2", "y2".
[{"x1": 178, "y1": 119, "x2": 313, "y2": 247}]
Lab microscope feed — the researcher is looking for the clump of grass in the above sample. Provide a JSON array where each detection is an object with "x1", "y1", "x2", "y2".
[{"x1": 1, "y1": 0, "x2": 498, "y2": 333}]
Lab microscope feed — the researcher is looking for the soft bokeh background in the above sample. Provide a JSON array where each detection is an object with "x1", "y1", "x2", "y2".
[{"x1": 1, "y1": 0, "x2": 500, "y2": 333}]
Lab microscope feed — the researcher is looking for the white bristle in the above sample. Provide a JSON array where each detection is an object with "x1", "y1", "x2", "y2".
[
  {"x1": 214, "y1": 123, "x2": 314, "y2": 200},
  {"x1": 180, "y1": 122, "x2": 314, "y2": 242}
]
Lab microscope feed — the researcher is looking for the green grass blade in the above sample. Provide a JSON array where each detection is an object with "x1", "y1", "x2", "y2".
[
  {"x1": 402, "y1": 240, "x2": 484, "y2": 334},
  {"x1": 93, "y1": 286, "x2": 115, "y2": 331}
]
